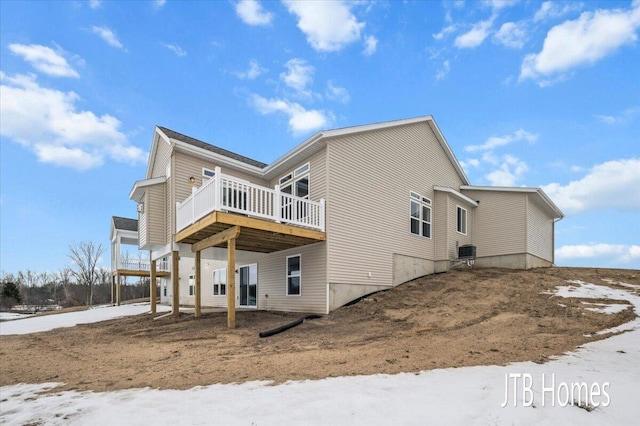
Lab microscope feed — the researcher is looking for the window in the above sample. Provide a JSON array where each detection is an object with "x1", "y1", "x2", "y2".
[
  {"x1": 213, "y1": 268, "x2": 226, "y2": 296},
  {"x1": 410, "y1": 192, "x2": 431, "y2": 238},
  {"x1": 163, "y1": 280, "x2": 167, "y2": 297},
  {"x1": 457, "y1": 206, "x2": 467, "y2": 235},
  {"x1": 286, "y1": 255, "x2": 301, "y2": 296},
  {"x1": 203, "y1": 168, "x2": 215, "y2": 179},
  {"x1": 189, "y1": 275, "x2": 194, "y2": 296},
  {"x1": 279, "y1": 163, "x2": 310, "y2": 220}
]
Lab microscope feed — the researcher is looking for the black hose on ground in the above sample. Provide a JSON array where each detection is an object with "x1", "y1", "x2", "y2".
[{"x1": 259, "y1": 314, "x2": 322, "y2": 338}]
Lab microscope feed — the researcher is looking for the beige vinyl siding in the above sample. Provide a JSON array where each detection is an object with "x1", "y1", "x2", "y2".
[
  {"x1": 173, "y1": 151, "x2": 268, "y2": 205},
  {"x1": 326, "y1": 121, "x2": 465, "y2": 287},
  {"x1": 151, "y1": 137, "x2": 172, "y2": 178},
  {"x1": 462, "y1": 190, "x2": 526, "y2": 258},
  {"x1": 268, "y1": 148, "x2": 327, "y2": 202},
  {"x1": 447, "y1": 198, "x2": 473, "y2": 259},
  {"x1": 146, "y1": 184, "x2": 166, "y2": 245},
  {"x1": 434, "y1": 192, "x2": 449, "y2": 260},
  {"x1": 243, "y1": 242, "x2": 326, "y2": 314},
  {"x1": 138, "y1": 209, "x2": 148, "y2": 249},
  {"x1": 527, "y1": 196, "x2": 553, "y2": 262}
]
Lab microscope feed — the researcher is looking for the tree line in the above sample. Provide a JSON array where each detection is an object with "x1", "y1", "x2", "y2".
[{"x1": 0, "y1": 242, "x2": 151, "y2": 311}]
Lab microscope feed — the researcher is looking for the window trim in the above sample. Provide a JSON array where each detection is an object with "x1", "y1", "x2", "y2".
[
  {"x1": 212, "y1": 268, "x2": 227, "y2": 296},
  {"x1": 188, "y1": 275, "x2": 195, "y2": 296},
  {"x1": 278, "y1": 163, "x2": 310, "y2": 199},
  {"x1": 202, "y1": 167, "x2": 215, "y2": 179},
  {"x1": 457, "y1": 206, "x2": 467, "y2": 235},
  {"x1": 286, "y1": 254, "x2": 302, "y2": 296},
  {"x1": 409, "y1": 191, "x2": 432, "y2": 239}
]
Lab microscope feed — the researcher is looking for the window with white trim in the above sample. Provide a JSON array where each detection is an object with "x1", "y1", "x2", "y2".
[
  {"x1": 188, "y1": 275, "x2": 195, "y2": 296},
  {"x1": 279, "y1": 163, "x2": 310, "y2": 219},
  {"x1": 203, "y1": 167, "x2": 215, "y2": 179},
  {"x1": 213, "y1": 268, "x2": 226, "y2": 296},
  {"x1": 457, "y1": 206, "x2": 467, "y2": 235},
  {"x1": 410, "y1": 191, "x2": 431, "y2": 238},
  {"x1": 286, "y1": 255, "x2": 301, "y2": 296}
]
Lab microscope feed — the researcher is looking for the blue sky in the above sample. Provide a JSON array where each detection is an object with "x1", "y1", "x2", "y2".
[{"x1": 1, "y1": 0, "x2": 639, "y2": 274}]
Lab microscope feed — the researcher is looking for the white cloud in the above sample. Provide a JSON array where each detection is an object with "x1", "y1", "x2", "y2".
[
  {"x1": 89, "y1": 0, "x2": 101, "y2": 9},
  {"x1": 483, "y1": 0, "x2": 518, "y2": 11},
  {"x1": 251, "y1": 94, "x2": 331, "y2": 135},
  {"x1": 465, "y1": 129, "x2": 537, "y2": 152},
  {"x1": 363, "y1": 35, "x2": 378, "y2": 56},
  {"x1": 236, "y1": 0, "x2": 273, "y2": 26},
  {"x1": 520, "y1": 4, "x2": 640, "y2": 85},
  {"x1": 280, "y1": 58, "x2": 314, "y2": 97},
  {"x1": 533, "y1": 1, "x2": 583, "y2": 23},
  {"x1": 154, "y1": 0, "x2": 166, "y2": 8},
  {"x1": 326, "y1": 81, "x2": 350, "y2": 104},
  {"x1": 454, "y1": 17, "x2": 495, "y2": 48},
  {"x1": 91, "y1": 26, "x2": 125, "y2": 50},
  {"x1": 493, "y1": 21, "x2": 527, "y2": 48},
  {"x1": 0, "y1": 73, "x2": 145, "y2": 171},
  {"x1": 556, "y1": 243, "x2": 640, "y2": 263},
  {"x1": 485, "y1": 154, "x2": 528, "y2": 186},
  {"x1": 283, "y1": 0, "x2": 365, "y2": 52},
  {"x1": 542, "y1": 158, "x2": 640, "y2": 215},
  {"x1": 162, "y1": 43, "x2": 187, "y2": 57},
  {"x1": 435, "y1": 60, "x2": 451, "y2": 80},
  {"x1": 595, "y1": 107, "x2": 640, "y2": 124},
  {"x1": 9, "y1": 44, "x2": 79, "y2": 78},
  {"x1": 235, "y1": 59, "x2": 267, "y2": 80},
  {"x1": 433, "y1": 24, "x2": 457, "y2": 40}
]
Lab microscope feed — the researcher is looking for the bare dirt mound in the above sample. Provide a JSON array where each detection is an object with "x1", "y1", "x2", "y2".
[{"x1": 0, "y1": 267, "x2": 637, "y2": 392}]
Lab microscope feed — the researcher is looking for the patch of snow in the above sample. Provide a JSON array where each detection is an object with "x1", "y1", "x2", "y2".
[
  {"x1": 0, "y1": 312, "x2": 34, "y2": 321},
  {"x1": 1, "y1": 282, "x2": 639, "y2": 424},
  {"x1": 580, "y1": 301, "x2": 630, "y2": 315},
  {"x1": 0, "y1": 303, "x2": 170, "y2": 336},
  {"x1": 601, "y1": 278, "x2": 640, "y2": 291}
]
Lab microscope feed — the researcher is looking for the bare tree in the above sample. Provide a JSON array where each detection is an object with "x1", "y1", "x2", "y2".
[{"x1": 68, "y1": 241, "x2": 105, "y2": 306}]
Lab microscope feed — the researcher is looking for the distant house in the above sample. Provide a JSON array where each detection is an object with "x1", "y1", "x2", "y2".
[
  {"x1": 124, "y1": 116, "x2": 563, "y2": 326},
  {"x1": 110, "y1": 216, "x2": 169, "y2": 305}
]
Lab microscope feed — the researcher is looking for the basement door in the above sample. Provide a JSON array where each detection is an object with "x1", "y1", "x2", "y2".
[{"x1": 237, "y1": 264, "x2": 257, "y2": 308}]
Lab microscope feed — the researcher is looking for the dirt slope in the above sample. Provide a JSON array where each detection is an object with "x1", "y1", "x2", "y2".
[{"x1": 0, "y1": 267, "x2": 637, "y2": 392}]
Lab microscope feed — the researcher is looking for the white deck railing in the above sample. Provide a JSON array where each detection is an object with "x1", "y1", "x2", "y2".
[
  {"x1": 176, "y1": 167, "x2": 325, "y2": 233},
  {"x1": 117, "y1": 259, "x2": 170, "y2": 272}
]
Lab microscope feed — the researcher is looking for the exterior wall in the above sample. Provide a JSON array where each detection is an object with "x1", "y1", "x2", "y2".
[
  {"x1": 268, "y1": 148, "x2": 327, "y2": 202},
  {"x1": 173, "y1": 150, "x2": 268, "y2": 205},
  {"x1": 176, "y1": 256, "x2": 227, "y2": 307},
  {"x1": 326, "y1": 121, "x2": 465, "y2": 290},
  {"x1": 146, "y1": 184, "x2": 166, "y2": 246},
  {"x1": 151, "y1": 136, "x2": 172, "y2": 178},
  {"x1": 138, "y1": 209, "x2": 148, "y2": 249},
  {"x1": 526, "y1": 195, "x2": 554, "y2": 262},
  {"x1": 446, "y1": 195, "x2": 473, "y2": 260},
  {"x1": 251, "y1": 242, "x2": 327, "y2": 314},
  {"x1": 473, "y1": 253, "x2": 552, "y2": 269},
  {"x1": 392, "y1": 253, "x2": 435, "y2": 286},
  {"x1": 434, "y1": 191, "x2": 449, "y2": 261},
  {"x1": 461, "y1": 190, "x2": 526, "y2": 258}
]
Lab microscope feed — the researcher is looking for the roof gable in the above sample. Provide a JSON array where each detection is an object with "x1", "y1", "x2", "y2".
[{"x1": 112, "y1": 216, "x2": 138, "y2": 231}]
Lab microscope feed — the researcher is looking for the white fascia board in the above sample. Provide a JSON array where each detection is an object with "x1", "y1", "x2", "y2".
[
  {"x1": 426, "y1": 119, "x2": 471, "y2": 186},
  {"x1": 434, "y1": 185, "x2": 478, "y2": 207},
  {"x1": 460, "y1": 185, "x2": 564, "y2": 219},
  {"x1": 129, "y1": 176, "x2": 165, "y2": 201}
]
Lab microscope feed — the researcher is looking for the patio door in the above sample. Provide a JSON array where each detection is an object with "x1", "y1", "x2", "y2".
[{"x1": 237, "y1": 264, "x2": 257, "y2": 308}]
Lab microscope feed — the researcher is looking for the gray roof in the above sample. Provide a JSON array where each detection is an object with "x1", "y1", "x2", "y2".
[
  {"x1": 112, "y1": 216, "x2": 138, "y2": 231},
  {"x1": 157, "y1": 126, "x2": 267, "y2": 169}
]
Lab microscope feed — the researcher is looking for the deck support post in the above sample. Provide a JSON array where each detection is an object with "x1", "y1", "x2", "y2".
[
  {"x1": 150, "y1": 257, "x2": 157, "y2": 314},
  {"x1": 172, "y1": 250, "x2": 180, "y2": 318},
  {"x1": 195, "y1": 250, "x2": 201, "y2": 318},
  {"x1": 227, "y1": 237, "x2": 236, "y2": 328},
  {"x1": 117, "y1": 273, "x2": 121, "y2": 306}
]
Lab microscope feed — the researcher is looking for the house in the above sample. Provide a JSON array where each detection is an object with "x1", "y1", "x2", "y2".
[
  {"x1": 126, "y1": 115, "x2": 564, "y2": 327},
  {"x1": 110, "y1": 216, "x2": 169, "y2": 307}
]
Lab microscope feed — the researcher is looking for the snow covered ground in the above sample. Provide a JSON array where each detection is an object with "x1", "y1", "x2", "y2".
[
  {"x1": 1, "y1": 281, "x2": 639, "y2": 425},
  {"x1": 0, "y1": 303, "x2": 170, "y2": 336}
]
